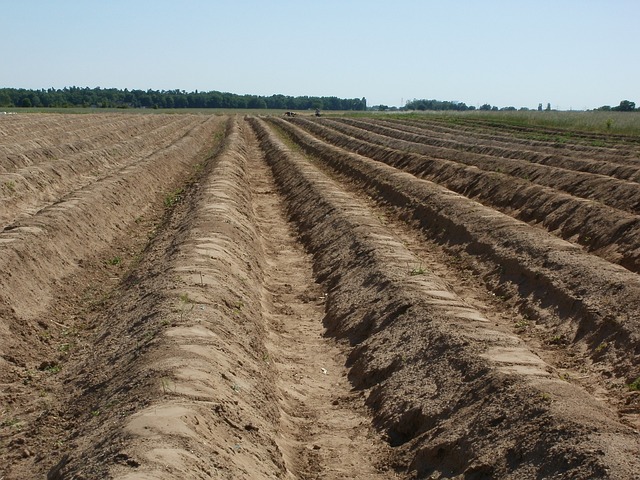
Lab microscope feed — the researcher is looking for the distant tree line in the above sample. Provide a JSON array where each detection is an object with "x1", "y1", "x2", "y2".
[
  {"x1": 597, "y1": 100, "x2": 638, "y2": 112},
  {"x1": 405, "y1": 98, "x2": 640, "y2": 113},
  {"x1": 0, "y1": 87, "x2": 367, "y2": 111},
  {"x1": 405, "y1": 99, "x2": 475, "y2": 111},
  {"x1": 403, "y1": 99, "x2": 538, "y2": 112}
]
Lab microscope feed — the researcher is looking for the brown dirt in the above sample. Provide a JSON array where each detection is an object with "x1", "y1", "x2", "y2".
[
  {"x1": 1, "y1": 113, "x2": 639, "y2": 479},
  {"x1": 288, "y1": 116, "x2": 640, "y2": 273}
]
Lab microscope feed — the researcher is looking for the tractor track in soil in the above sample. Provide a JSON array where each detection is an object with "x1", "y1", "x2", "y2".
[{"x1": 1, "y1": 113, "x2": 639, "y2": 479}]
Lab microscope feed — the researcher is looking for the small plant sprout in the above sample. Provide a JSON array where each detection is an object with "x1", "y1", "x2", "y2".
[
  {"x1": 1, "y1": 417, "x2": 23, "y2": 429},
  {"x1": 161, "y1": 377, "x2": 175, "y2": 394},
  {"x1": 107, "y1": 256, "x2": 122, "y2": 266},
  {"x1": 45, "y1": 364, "x2": 62, "y2": 374},
  {"x1": 164, "y1": 188, "x2": 184, "y2": 208},
  {"x1": 549, "y1": 334, "x2": 565, "y2": 346},
  {"x1": 628, "y1": 377, "x2": 640, "y2": 391},
  {"x1": 514, "y1": 320, "x2": 529, "y2": 330},
  {"x1": 558, "y1": 372, "x2": 571, "y2": 382},
  {"x1": 178, "y1": 293, "x2": 195, "y2": 322},
  {"x1": 409, "y1": 263, "x2": 426, "y2": 276},
  {"x1": 595, "y1": 342, "x2": 608, "y2": 353}
]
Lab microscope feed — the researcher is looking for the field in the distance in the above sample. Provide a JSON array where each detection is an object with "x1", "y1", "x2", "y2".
[{"x1": 1, "y1": 111, "x2": 639, "y2": 479}]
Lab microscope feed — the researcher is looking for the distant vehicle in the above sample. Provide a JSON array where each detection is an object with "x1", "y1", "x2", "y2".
[{"x1": 284, "y1": 111, "x2": 297, "y2": 117}]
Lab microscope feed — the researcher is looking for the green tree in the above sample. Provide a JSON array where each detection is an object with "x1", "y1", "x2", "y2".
[
  {"x1": 0, "y1": 91, "x2": 12, "y2": 106},
  {"x1": 615, "y1": 100, "x2": 636, "y2": 112}
]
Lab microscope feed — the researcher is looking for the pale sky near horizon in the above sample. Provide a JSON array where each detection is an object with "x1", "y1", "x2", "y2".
[{"x1": 1, "y1": 0, "x2": 638, "y2": 110}]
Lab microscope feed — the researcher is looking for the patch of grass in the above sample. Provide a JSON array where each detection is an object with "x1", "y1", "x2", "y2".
[
  {"x1": 177, "y1": 292, "x2": 195, "y2": 322},
  {"x1": 161, "y1": 377, "x2": 176, "y2": 394},
  {"x1": 106, "y1": 256, "x2": 122, "y2": 266},
  {"x1": 22, "y1": 370, "x2": 36, "y2": 385},
  {"x1": 409, "y1": 263, "x2": 426, "y2": 276},
  {"x1": 1, "y1": 417, "x2": 23, "y2": 429},
  {"x1": 4, "y1": 180, "x2": 16, "y2": 194},
  {"x1": 44, "y1": 364, "x2": 62, "y2": 374},
  {"x1": 595, "y1": 342, "x2": 608, "y2": 353},
  {"x1": 164, "y1": 188, "x2": 184, "y2": 208},
  {"x1": 548, "y1": 334, "x2": 566, "y2": 346},
  {"x1": 514, "y1": 320, "x2": 529, "y2": 330},
  {"x1": 628, "y1": 377, "x2": 640, "y2": 391}
]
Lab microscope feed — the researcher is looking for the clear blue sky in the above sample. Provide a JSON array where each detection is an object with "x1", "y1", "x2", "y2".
[{"x1": 2, "y1": 0, "x2": 638, "y2": 109}]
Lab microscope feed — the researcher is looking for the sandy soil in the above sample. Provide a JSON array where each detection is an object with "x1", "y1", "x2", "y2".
[{"x1": 1, "y1": 113, "x2": 639, "y2": 479}]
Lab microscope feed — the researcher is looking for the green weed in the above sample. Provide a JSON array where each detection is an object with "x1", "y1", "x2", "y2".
[
  {"x1": 178, "y1": 293, "x2": 194, "y2": 321},
  {"x1": 409, "y1": 263, "x2": 426, "y2": 276},
  {"x1": 161, "y1": 377, "x2": 176, "y2": 394},
  {"x1": 1, "y1": 417, "x2": 23, "y2": 429},
  {"x1": 628, "y1": 377, "x2": 640, "y2": 391},
  {"x1": 595, "y1": 342, "x2": 608, "y2": 353},
  {"x1": 106, "y1": 256, "x2": 122, "y2": 266},
  {"x1": 4, "y1": 180, "x2": 15, "y2": 193},
  {"x1": 45, "y1": 364, "x2": 62, "y2": 374},
  {"x1": 164, "y1": 188, "x2": 184, "y2": 207}
]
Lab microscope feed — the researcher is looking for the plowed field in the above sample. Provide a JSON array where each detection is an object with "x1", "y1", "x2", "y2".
[{"x1": 1, "y1": 113, "x2": 639, "y2": 479}]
